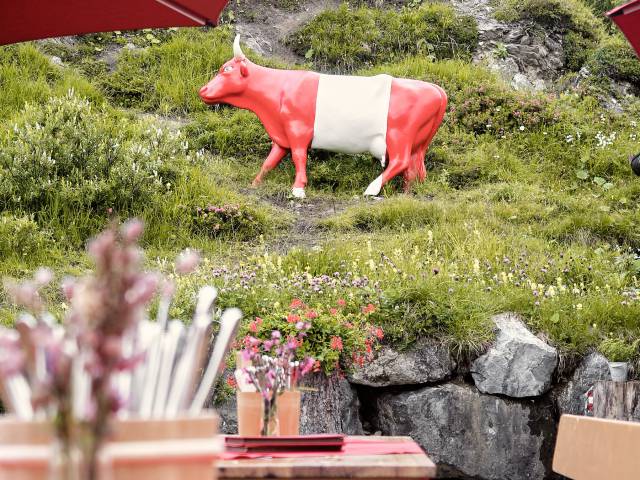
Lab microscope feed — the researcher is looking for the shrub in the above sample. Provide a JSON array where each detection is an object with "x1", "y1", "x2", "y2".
[
  {"x1": 0, "y1": 215, "x2": 51, "y2": 259},
  {"x1": 587, "y1": 35, "x2": 640, "y2": 86},
  {"x1": 448, "y1": 85, "x2": 558, "y2": 135},
  {"x1": 581, "y1": 0, "x2": 617, "y2": 16},
  {"x1": 598, "y1": 337, "x2": 639, "y2": 362},
  {"x1": 191, "y1": 203, "x2": 268, "y2": 240},
  {"x1": 0, "y1": 91, "x2": 184, "y2": 243},
  {"x1": 236, "y1": 299, "x2": 383, "y2": 374},
  {"x1": 287, "y1": 3, "x2": 478, "y2": 72}
]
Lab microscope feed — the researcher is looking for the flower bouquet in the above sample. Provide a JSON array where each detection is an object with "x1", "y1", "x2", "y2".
[
  {"x1": 236, "y1": 322, "x2": 314, "y2": 436},
  {"x1": 0, "y1": 220, "x2": 242, "y2": 480}
]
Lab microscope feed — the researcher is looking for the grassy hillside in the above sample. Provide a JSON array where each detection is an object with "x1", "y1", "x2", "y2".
[{"x1": 2, "y1": 1, "x2": 640, "y2": 366}]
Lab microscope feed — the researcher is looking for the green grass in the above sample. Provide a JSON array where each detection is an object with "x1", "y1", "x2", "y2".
[
  {"x1": 0, "y1": 43, "x2": 101, "y2": 120},
  {"x1": 2, "y1": 4, "x2": 640, "y2": 363},
  {"x1": 287, "y1": 3, "x2": 478, "y2": 72}
]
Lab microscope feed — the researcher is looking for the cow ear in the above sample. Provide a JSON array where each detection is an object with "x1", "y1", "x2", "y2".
[{"x1": 240, "y1": 61, "x2": 249, "y2": 77}]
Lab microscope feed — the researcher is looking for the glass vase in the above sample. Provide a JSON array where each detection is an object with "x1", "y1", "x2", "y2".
[{"x1": 260, "y1": 393, "x2": 280, "y2": 436}]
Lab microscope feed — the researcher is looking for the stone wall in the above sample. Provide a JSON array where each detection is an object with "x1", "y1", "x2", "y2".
[{"x1": 218, "y1": 313, "x2": 613, "y2": 480}]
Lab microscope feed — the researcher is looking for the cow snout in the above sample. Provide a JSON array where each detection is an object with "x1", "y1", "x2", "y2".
[{"x1": 199, "y1": 85, "x2": 209, "y2": 97}]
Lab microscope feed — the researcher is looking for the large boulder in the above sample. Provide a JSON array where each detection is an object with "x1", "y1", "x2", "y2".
[
  {"x1": 471, "y1": 313, "x2": 558, "y2": 398},
  {"x1": 374, "y1": 383, "x2": 556, "y2": 480},
  {"x1": 556, "y1": 352, "x2": 611, "y2": 415},
  {"x1": 348, "y1": 339, "x2": 456, "y2": 387},
  {"x1": 300, "y1": 372, "x2": 363, "y2": 434}
]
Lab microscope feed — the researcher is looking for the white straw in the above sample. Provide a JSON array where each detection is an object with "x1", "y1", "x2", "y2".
[
  {"x1": 164, "y1": 286, "x2": 217, "y2": 416},
  {"x1": 189, "y1": 308, "x2": 242, "y2": 414},
  {"x1": 151, "y1": 320, "x2": 184, "y2": 417}
]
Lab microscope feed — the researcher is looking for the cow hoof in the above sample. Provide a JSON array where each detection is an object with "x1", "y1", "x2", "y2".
[
  {"x1": 292, "y1": 187, "x2": 306, "y2": 199},
  {"x1": 364, "y1": 176, "x2": 383, "y2": 196}
]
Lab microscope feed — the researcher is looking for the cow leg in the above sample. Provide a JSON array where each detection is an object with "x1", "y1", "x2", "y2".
[
  {"x1": 252, "y1": 143, "x2": 289, "y2": 186},
  {"x1": 291, "y1": 147, "x2": 309, "y2": 198},
  {"x1": 404, "y1": 147, "x2": 427, "y2": 192},
  {"x1": 364, "y1": 147, "x2": 411, "y2": 196}
]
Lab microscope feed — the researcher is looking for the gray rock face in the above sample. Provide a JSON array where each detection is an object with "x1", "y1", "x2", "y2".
[
  {"x1": 449, "y1": 0, "x2": 565, "y2": 91},
  {"x1": 300, "y1": 373, "x2": 363, "y2": 434},
  {"x1": 471, "y1": 313, "x2": 558, "y2": 398},
  {"x1": 348, "y1": 339, "x2": 456, "y2": 387},
  {"x1": 374, "y1": 383, "x2": 555, "y2": 480},
  {"x1": 215, "y1": 393, "x2": 238, "y2": 435},
  {"x1": 556, "y1": 353, "x2": 611, "y2": 415}
]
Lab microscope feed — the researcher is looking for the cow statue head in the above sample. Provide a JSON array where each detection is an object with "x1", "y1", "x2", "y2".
[{"x1": 199, "y1": 35, "x2": 250, "y2": 104}]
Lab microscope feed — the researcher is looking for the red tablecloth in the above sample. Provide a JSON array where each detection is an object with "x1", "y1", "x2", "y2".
[{"x1": 221, "y1": 436, "x2": 425, "y2": 460}]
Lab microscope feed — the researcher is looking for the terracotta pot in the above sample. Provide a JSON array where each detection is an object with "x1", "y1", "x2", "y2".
[
  {"x1": 236, "y1": 390, "x2": 301, "y2": 436},
  {"x1": 0, "y1": 413, "x2": 221, "y2": 480}
]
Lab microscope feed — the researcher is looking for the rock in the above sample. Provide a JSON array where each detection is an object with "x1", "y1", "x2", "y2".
[
  {"x1": 348, "y1": 339, "x2": 456, "y2": 387},
  {"x1": 374, "y1": 383, "x2": 556, "y2": 480},
  {"x1": 556, "y1": 353, "x2": 611, "y2": 415},
  {"x1": 214, "y1": 393, "x2": 238, "y2": 435},
  {"x1": 49, "y1": 56, "x2": 64, "y2": 67},
  {"x1": 471, "y1": 313, "x2": 558, "y2": 398},
  {"x1": 449, "y1": 0, "x2": 566, "y2": 91},
  {"x1": 300, "y1": 373, "x2": 363, "y2": 434}
]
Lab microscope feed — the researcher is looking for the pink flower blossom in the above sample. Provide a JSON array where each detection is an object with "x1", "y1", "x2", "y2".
[
  {"x1": 121, "y1": 219, "x2": 144, "y2": 243},
  {"x1": 175, "y1": 250, "x2": 201, "y2": 274}
]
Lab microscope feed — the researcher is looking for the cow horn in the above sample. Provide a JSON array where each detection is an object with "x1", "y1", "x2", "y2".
[{"x1": 233, "y1": 35, "x2": 245, "y2": 60}]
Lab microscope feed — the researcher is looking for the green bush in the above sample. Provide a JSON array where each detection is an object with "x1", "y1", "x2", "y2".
[
  {"x1": 581, "y1": 0, "x2": 617, "y2": 16},
  {"x1": 588, "y1": 35, "x2": 640, "y2": 86},
  {"x1": 449, "y1": 85, "x2": 557, "y2": 135},
  {"x1": 0, "y1": 215, "x2": 51, "y2": 259},
  {"x1": 287, "y1": 3, "x2": 478, "y2": 72},
  {"x1": 494, "y1": 0, "x2": 603, "y2": 35},
  {"x1": 598, "y1": 337, "x2": 639, "y2": 362},
  {"x1": 191, "y1": 203, "x2": 270, "y2": 240},
  {"x1": 0, "y1": 91, "x2": 183, "y2": 243}
]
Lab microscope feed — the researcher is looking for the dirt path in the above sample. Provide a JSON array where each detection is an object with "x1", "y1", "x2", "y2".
[{"x1": 241, "y1": 187, "x2": 357, "y2": 252}]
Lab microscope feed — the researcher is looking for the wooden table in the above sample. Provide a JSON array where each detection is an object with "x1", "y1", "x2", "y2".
[{"x1": 217, "y1": 436, "x2": 436, "y2": 480}]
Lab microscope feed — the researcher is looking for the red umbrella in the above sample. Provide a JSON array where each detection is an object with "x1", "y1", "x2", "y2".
[
  {"x1": 608, "y1": 0, "x2": 640, "y2": 57},
  {"x1": 0, "y1": 0, "x2": 229, "y2": 46}
]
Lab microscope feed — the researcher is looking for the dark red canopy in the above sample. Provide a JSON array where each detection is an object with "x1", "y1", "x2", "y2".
[
  {"x1": 608, "y1": 0, "x2": 640, "y2": 57},
  {"x1": 0, "y1": 0, "x2": 229, "y2": 46}
]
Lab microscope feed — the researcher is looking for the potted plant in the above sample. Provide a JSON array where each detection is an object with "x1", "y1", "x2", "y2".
[{"x1": 598, "y1": 338, "x2": 640, "y2": 382}]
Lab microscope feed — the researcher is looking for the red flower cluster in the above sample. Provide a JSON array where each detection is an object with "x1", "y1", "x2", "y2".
[
  {"x1": 249, "y1": 316, "x2": 263, "y2": 332},
  {"x1": 361, "y1": 303, "x2": 376, "y2": 314},
  {"x1": 330, "y1": 336, "x2": 344, "y2": 351}
]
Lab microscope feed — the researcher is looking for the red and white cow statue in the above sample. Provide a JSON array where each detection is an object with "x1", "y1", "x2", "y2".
[{"x1": 199, "y1": 36, "x2": 447, "y2": 198}]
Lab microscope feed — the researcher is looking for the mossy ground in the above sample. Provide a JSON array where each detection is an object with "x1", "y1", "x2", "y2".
[{"x1": 2, "y1": 1, "x2": 640, "y2": 362}]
